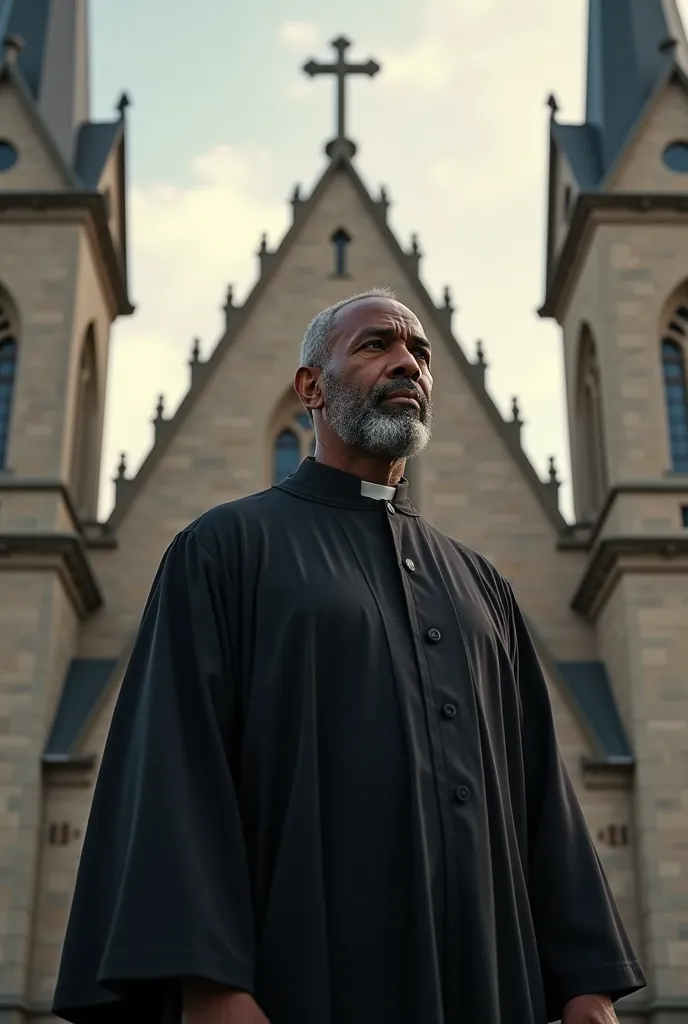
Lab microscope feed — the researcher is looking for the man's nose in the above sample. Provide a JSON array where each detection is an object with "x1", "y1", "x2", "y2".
[{"x1": 390, "y1": 350, "x2": 422, "y2": 380}]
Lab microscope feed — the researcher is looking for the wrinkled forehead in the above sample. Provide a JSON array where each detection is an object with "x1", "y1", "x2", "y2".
[{"x1": 333, "y1": 297, "x2": 426, "y2": 341}]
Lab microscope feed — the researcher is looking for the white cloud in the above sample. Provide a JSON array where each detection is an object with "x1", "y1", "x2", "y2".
[
  {"x1": 278, "y1": 21, "x2": 319, "y2": 51},
  {"x1": 99, "y1": 145, "x2": 289, "y2": 518}
]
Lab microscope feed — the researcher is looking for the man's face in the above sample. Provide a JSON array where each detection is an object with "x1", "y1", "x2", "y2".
[{"x1": 320, "y1": 297, "x2": 434, "y2": 460}]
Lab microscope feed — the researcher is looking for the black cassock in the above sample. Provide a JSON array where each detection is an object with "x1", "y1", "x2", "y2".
[{"x1": 53, "y1": 458, "x2": 645, "y2": 1024}]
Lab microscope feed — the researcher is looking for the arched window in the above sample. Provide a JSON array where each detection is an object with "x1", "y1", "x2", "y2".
[
  {"x1": 331, "y1": 228, "x2": 351, "y2": 278},
  {"x1": 0, "y1": 291, "x2": 19, "y2": 470},
  {"x1": 70, "y1": 326, "x2": 99, "y2": 519},
  {"x1": 576, "y1": 326, "x2": 608, "y2": 520},
  {"x1": 272, "y1": 410, "x2": 315, "y2": 484},
  {"x1": 661, "y1": 334, "x2": 688, "y2": 473}
]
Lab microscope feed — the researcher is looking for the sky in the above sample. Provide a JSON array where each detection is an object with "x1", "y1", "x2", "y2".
[{"x1": 87, "y1": 0, "x2": 688, "y2": 521}]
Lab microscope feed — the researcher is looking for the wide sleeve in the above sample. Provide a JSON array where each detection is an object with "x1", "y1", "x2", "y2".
[
  {"x1": 52, "y1": 529, "x2": 255, "y2": 1024},
  {"x1": 505, "y1": 584, "x2": 646, "y2": 1022}
]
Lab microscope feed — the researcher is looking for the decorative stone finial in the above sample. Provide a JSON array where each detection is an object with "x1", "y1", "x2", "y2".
[
  {"x1": 472, "y1": 340, "x2": 488, "y2": 387},
  {"x1": 115, "y1": 451, "x2": 127, "y2": 480},
  {"x1": 544, "y1": 455, "x2": 561, "y2": 511},
  {"x1": 259, "y1": 233, "x2": 268, "y2": 255},
  {"x1": 546, "y1": 93, "x2": 559, "y2": 118},
  {"x1": 3, "y1": 35, "x2": 24, "y2": 63},
  {"x1": 224, "y1": 284, "x2": 234, "y2": 309},
  {"x1": 377, "y1": 186, "x2": 390, "y2": 220},
  {"x1": 116, "y1": 91, "x2": 132, "y2": 118},
  {"x1": 406, "y1": 234, "x2": 422, "y2": 276},
  {"x1": 189, "y1": 337, "x2": 204, "y2": 386},
  {"x1": 153, "y1": 395, "x2": 167, "y2": 443},
  {"x1": 443, "y1": 286, "x2": 452, "y2": 309},
  {"x1": 510, "y1": 397, "x2": 523, "y2": 440}
]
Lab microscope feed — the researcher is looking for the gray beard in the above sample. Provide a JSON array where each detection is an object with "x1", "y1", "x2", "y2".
[{"x1": 321, "y1": 370, "x2": 433, "y2": 460}]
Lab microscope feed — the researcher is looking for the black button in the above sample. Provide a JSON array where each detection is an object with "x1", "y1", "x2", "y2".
[
  {"x1": 427, "y1": 628, "x2": 441, "y2": 643},
  {"x1": 404, "y1": 558, "x2": 416, "y2": 572},
  {"x1": 441, "y1": 703, "x2": 457, "y2": 719},
  {"x1": 386, "y1": 502, "x2": 395, "y2": 515},
  {"x1": 454, "y1": 785, "x2": 470, "y2": 803}
]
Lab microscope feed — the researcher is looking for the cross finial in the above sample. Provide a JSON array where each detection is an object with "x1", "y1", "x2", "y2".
[{"x1": 303, "y1": 36, "x2": 381, "y2": 159}]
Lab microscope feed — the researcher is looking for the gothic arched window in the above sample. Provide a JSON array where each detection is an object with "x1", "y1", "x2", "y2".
[
  {"x1": 70, "y1": 326, "x2": 99, "y2": 519},
  {"x1": 576, "y1": 326, "x2": 608, "y2": 520},
  {"x1": 661, "y1": 336, "x2": 688, "y2": 473},
  {"x1": 331, "y1": 228, "x2": 351, "y2": 278},
  {"x1": 272, "y1": 410, "x2": 315, "y2": 484},
  {"x1": 0, "y1": 291, "x2": 19, "y2": 470}
]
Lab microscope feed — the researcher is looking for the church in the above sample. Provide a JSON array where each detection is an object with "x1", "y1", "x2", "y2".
[{"x1": 0, "y1": 0, "x2": 687, "y2": 1020}]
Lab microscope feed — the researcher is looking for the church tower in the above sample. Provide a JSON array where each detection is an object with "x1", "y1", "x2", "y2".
[
  {"x1": 541, "y1": 0, "x2": 688, "y2": 1015},
  {"x1": 0, "y1": 0, "x2": 131, "y2": 1014}
]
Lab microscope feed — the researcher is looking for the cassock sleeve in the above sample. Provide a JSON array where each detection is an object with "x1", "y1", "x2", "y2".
[
  {"x1": 506, "y1": 584, "x2": 646, "y2": 1021},
  {"x1": 52, "y1": 528, "x2": 255, "y2": 1024}
]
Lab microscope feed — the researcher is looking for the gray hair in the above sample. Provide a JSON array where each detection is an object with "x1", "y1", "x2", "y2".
[{"x1": 299, "y1": 287, "x2": 397, "y2": 368}]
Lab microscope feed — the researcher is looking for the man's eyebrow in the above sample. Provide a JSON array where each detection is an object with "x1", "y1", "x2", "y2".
[{"x1": 349, "y1": 327, "x2": 431, "y2": 349}]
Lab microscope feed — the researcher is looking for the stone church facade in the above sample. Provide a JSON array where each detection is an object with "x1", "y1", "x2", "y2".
[{"x1": 0, "y1": 0, "x2": 687, "y2": 1021}]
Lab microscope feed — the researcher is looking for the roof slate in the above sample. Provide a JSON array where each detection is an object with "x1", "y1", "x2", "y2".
[
  {"x1": 556, "y1": 660, "x2": 632, "y2": 760},
  {"x1": 554, "y1": 0, "x2": 682, "y2": 191},
  {"x1": 44, "y1": 657, "x2": 118, "y2": 758},
  {"x1": 74, "y1": 119, "x2": 122, "y2": 188}
]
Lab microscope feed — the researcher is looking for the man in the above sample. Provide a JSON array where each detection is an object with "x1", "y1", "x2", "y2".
[{"x1": 53, "y1": 290, "x2": 645, "y2": 1024}]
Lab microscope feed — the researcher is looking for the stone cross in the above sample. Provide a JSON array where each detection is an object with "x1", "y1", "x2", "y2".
[{"x1": 303, "y1": 36, "x2": 380, "y2": 156}]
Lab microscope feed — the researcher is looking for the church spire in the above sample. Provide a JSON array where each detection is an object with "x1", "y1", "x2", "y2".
[
  {"x1": 303, "y1": 36, "x2": 381, "y2": 160},
  {"x1": 2, "y1": 0, "x2": 90, "y2": 162},
  {"x1": 585, "y1": 0, "x2": 686, "y2": 172}
]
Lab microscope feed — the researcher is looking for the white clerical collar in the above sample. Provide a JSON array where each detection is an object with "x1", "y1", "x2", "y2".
[{"x1": 360, "y1": 480, "x2": 397, "y2": 502}]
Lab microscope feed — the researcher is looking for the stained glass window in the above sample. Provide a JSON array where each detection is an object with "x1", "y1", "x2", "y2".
[
  {"x1": 662, "y1": 339, "x2": 688, "y2": 473},
  {"x1": 0, "y1": 337, "x2": 17, "y2": 469},
  {"x1": 273, "y1": 429, "x2": 300, "y2": 483}
]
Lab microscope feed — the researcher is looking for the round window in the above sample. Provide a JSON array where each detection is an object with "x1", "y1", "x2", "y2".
[
  {"x1": 663, "y1": 141, "x2": 688, "y2": 172},
  {"x1": 0, "y1": 140, "x2": 18, "y2": 172}
]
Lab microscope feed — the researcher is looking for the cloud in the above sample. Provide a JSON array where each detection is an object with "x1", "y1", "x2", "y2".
[
  {"x1": 278, "y1": 21, "x2": 319, "y2": 51},
  {"x1": 99, "y1": 145, "x2": 289, "y2": 518}
]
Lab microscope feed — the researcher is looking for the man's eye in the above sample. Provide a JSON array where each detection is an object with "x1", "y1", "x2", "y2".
[{"x1": 363, "y1": 339, "x2": 384, "y2": 349}]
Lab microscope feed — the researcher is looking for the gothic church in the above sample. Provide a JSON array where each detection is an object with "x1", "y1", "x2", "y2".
[{"x1": 0, "y1": 1, "x2": 688, "y2": 1021}]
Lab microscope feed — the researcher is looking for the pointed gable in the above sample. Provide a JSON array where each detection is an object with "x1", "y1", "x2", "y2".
[
  {"x1": 0, "y1": 48, "x2": 77, "y2": 189},
  {"x1": 108, "y1": 154, "x2": 563, "y2": 538},
  {"x1": 607, "y1": 70, "x2": 688, "y2": 192},
  {"x1": 2, "y1": 0, "x2": 91, "y2": 165},
  {"x1": 547, "y1": 0, "x2": 687, "y2": 195}
]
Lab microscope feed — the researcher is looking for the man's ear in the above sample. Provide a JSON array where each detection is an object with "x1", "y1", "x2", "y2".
[{"x1": 294, "y1": 366, "x2": 324, "y2": 413}]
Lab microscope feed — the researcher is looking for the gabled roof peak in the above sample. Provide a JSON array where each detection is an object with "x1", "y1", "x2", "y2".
[{"x1": 552, "y1": 0, "x2": 688, "y2": 192}]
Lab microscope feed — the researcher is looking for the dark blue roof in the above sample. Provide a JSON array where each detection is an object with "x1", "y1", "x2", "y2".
[
  {"x1": 551, "y1": 123, "x2": 603, "y2": 191},
  {"x1": 556, "y1": 660, "x2": 633, "y2": 760},
  {"x1": 555, "y1": 0, "x2": 678, "y2": 189},
  {"x1": 1, "y1": 0, "x2": 51, "y2": 101},
  {"x1": 74, "y1": 120, "x2": 122, "y2": 188},
  {"x1": 45, "y1": 657, "x2": 118, "y2": 757}
]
